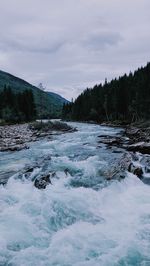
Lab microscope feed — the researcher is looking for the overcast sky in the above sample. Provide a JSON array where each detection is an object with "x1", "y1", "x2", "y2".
[{"x1": 0, "y1": 0, "x2": 150, "y2": 100}]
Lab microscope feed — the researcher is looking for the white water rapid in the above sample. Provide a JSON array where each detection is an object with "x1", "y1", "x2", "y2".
[{"x1": 0, "y1": 122, "x2": 150, "y2": 266}]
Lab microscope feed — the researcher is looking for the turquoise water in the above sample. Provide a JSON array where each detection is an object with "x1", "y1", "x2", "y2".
[{"x1": 0, "y1": 122, "x2": 150, "y2": 266}]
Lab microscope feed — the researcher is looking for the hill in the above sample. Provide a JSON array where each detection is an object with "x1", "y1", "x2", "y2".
[
  {"x1": 0, "y1": 70, "x2": 68, "y2": 118},
  {"x1": 46, "y1": 91, "x2": 69, "y2": 105},
  {"x1": 62, "y1": 63, "x2": 150, "y2": 124}
]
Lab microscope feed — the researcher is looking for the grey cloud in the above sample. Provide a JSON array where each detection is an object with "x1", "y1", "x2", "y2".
[
  {"x1": 0, "y1": 0, "x2": 150, "y2": 100},
  {"x1": 84, "y1": 31, "x2": 123, "y2": 51},
  {"x1": 0, "y1": 38, "x2": 65, "y2": 54}
]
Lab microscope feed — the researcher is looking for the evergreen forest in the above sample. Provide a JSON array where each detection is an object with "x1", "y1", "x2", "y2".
[
  {"x1": 0, "y1": 87, "x2": 36, "y2": 123},
  {"x1": 62, "y1": 63, "x2": 150, "y2": 124}
]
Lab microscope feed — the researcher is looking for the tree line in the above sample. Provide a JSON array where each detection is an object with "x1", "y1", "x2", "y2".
[
  {"x1": 62, "y1": 63, "x2": 150, "y2": 124},
  {"x1": 0, "y1": 86, "x2": 36, "y2": 123}
]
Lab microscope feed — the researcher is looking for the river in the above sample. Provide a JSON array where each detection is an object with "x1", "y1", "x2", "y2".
[{"x1": 0, "y1": 122, "x2": 150, "y2": 266}]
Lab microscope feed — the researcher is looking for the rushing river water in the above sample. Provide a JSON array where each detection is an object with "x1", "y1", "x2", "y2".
[{"x1": 0, "y1": 122, "x2": 150, "y2": 266}]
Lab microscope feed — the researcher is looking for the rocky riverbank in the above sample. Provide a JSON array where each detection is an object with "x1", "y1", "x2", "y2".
[
  {"x1": 98, "y1": 121, "x2": 150, "y2": 183},
  {"x1": 125, "y1": 124, "x2": 150, "y2": 154},
  {"x1": 0, "y1": 121, "x2": 75, "y2": 152},
  {"x1": 99, "y1": 121, "x2": 150, "y2": 155}
]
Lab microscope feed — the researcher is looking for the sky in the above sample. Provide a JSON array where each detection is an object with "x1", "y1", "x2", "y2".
[{"x1": 0, "y1": 0, "x2": 150, "y2": 100}]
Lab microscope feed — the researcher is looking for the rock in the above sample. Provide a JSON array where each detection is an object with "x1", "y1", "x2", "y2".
[
  {"x1": 139, "y1": 155, "x2": 150, "y2": 173},
  {"x1": 125, "y1": 125, "x2": 150, "y2": 145},
  {"x1": 0, "y1": 144, "x2": 29, "y2": 152},
  {"x1": 102, "y1": 153, "x2": 131, "y2": 181},
  {"x1": 106, "y1": 153, "x2": 144, "y2": 180},
  {"x1": 125, "y1": 127, "x2": 140, "y2": 136},
  {"x1": 128, "y1": 162, "x2": 143, "y2": 178},
  {"x1": 112, "y1": 150, "x2": 123, "y2": 154},
  {"x1": 127, "y1": 142, "x2": 150, "y2": 154},
  {"x1": 34, "y1": 174, "x2": 52, "y2": 189},
  {"x1": 99, "y1": 136, "x2": 123, "y2": 146},
  {"x1": 119, "y1": 153, "x2": 133, "y2": 171},
  {"x1": 64, "y1": 168, "x2": 69, "y2": 176},
  {"x1": 25, "y1": 167, "x2": 34, "y2": 173},
  {"x1": 133, "y1": 167, "x2": 143, "y2": 178},
  {"x1": 37, "y1": 132, "x2": 50, "y2": 138}
]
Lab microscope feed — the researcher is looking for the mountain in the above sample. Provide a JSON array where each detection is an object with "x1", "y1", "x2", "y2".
[
  {"x1": 0, "y1": 70, "x2": 68, "y2": 118},
  {"x1": 62, "y1": 62, "x2": 150, "y2": 123},
  {"x1": 46, "y1": 91, "x2": 69, "y2": 105}
]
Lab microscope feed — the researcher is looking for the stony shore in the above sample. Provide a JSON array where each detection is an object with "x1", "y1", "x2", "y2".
[
  {"x1": 0, "y1": 121, "x2": 75, "y2": 152},
  {"x1": 99, "y1": 121, "x2": 150, "y2": 155},
  {"x1": 98, "y1": 121, "x2": 150, "y2": 183}
]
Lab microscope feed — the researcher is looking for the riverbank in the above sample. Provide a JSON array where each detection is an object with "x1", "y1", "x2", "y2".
[
  {"x1": 66, "y1": 119, "x2": 150, "y2": 154},
  {"x1": 97, "y1": 120, "x2": 150, "y2": 184},
  {"x1": 0, "y1": 121, "x2": 75, "y2": 152},
  {"x1": 98, "y1": 120, "x2": 150, "y2": 155}
]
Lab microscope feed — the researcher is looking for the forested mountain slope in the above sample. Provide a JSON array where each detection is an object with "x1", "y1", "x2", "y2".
[
  {"x1": 0, "y1": 70, "x2": 68, "y2": 118},
  {"x1": 62, "y1": 63, "x2": 150, "y2": 123}
]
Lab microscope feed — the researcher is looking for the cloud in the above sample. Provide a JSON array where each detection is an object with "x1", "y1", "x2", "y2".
[
  {"x1": 84, "y1": 31, "x2": 123, "y2": 51},
  {"x1": 0, "y1": 0, "x2": 150, "y2": 100}
]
